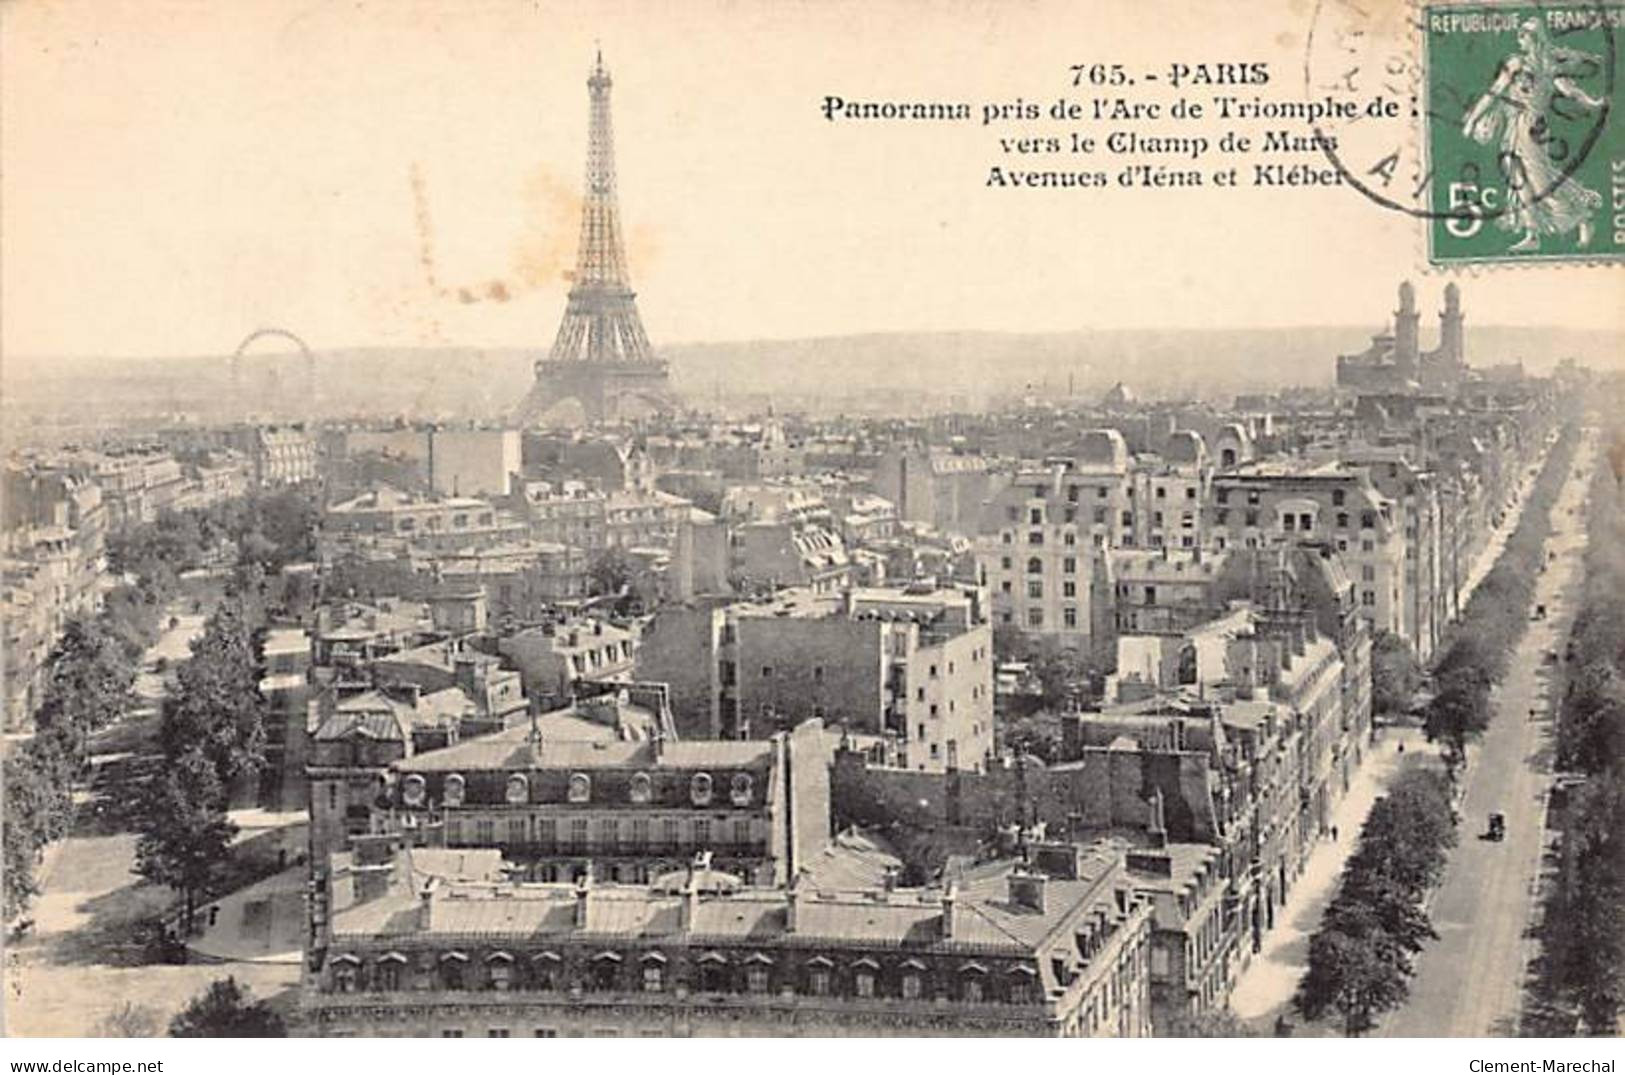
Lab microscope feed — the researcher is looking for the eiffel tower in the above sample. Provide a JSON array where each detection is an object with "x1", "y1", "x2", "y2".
[{"x1": 514, "y1": 51, "x2": 676, "y2": 428}]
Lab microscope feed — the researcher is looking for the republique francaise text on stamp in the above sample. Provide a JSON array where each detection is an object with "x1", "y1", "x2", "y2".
[{"x1": 1423, "y1": 2, "x2": 1623, "y2": 264}]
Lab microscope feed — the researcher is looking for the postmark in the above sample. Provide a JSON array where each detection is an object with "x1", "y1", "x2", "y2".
[
  {"x1": 1303, "y1": 0, "x2": 1434, "y2": 220},
  {"x1": 1302, "y1": 0, "x2": 1622, "y2": 265}
]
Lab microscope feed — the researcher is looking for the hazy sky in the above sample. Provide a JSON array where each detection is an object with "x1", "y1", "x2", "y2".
[{"x1": 3, "y1": 0, "x2": 1620, "y2": 361}]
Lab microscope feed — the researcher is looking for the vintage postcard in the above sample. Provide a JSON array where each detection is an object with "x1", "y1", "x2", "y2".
[{"x1": 2, "y1": 0, "x2": 1622, "y2": 1055}]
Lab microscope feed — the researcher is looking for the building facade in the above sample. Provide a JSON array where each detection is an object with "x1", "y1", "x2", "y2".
[{"x1": 302, "y1": 841, "x2": 1154, "y2": 1038}]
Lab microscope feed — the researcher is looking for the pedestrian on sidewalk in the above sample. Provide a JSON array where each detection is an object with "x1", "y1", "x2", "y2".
[{"x1": 1332, "y1": 825, "x2": 1339, "y2": 842}]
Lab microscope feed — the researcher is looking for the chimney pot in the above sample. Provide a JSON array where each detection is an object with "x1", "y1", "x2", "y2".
[
  {"x1": 679, "y1": 880, "x2": 698, "y2": 932},
  {"x1": 785, "y1": 883, "x2": 800, "y2": 934},
  {"x1": 573, "y1": 872, "x2": 592, "y2": 928},
  {"x1": 1008, "y1": 868, "x2": 1048, "y2": 913}
]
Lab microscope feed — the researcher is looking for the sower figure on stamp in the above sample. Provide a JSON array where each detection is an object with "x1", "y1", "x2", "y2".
[{"x1": 1461, "y1": 18, "x2": 1605, "y2": 251}]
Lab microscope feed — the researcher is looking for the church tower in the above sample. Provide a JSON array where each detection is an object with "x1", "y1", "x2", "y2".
[
  {"x1": 513, "y1": 52, "x2": 676, "y2": 428},
  {"x1": 1393, "y1": 280, "x2": 1420, "y2": 380},
  {"x1": 1438, "y1": 282, "x2": 1464, "y2": 368}
]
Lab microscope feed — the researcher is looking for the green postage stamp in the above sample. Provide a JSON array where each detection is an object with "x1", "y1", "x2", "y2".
[{"x1": 1424, "y1": 3, "x2": 1624, "y2": 264}]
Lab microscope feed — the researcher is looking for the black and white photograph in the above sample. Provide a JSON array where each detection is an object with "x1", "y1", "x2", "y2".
[{"x1": 2, "y1": 0, "x2": 1622, "y2": 1058}]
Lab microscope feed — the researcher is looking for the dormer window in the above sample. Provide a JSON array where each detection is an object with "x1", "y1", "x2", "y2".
[
  {"x1": 402, "y1": 775, "x2": 426, "y2": 807},
  {"x1": 730, "y1": 773, "x2": 753, "y2": 806},
  {"x1": 505, "y1": 774, "x2": 529, "y2": 805},
  {"x1": 442, "y1": 774, "x2": 465, "y2": 808},
  {"x1": 691, "y1": 772, "x2": 714, "y2": 806},
  {"x1": 629, "y1": 772, "x2": 652, "y2": 805},
  {"x1": 568, "y1": 773, "x2": 591, "y2": 803}
]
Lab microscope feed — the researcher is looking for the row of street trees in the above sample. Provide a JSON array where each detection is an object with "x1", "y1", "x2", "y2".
[
  {"x1": 5, "y1": 487, "x2": 316, "y2": 925},
  {"x1": 1424, "y1": 425, "x2": 1579, "y2": 775},
  {"x1": 1294, "y1": 769, "x2": 1457, "y2": 1033},
  {"x1": 1535, "y1": 439, "x2": 1625, "y2": 1034},
  {"x1": 1293, "y1": 425, "x2": 1581, "y2": 1034},
  {"x1": 3, "y1": 615, "x2": 144, "y2": 920},
  {"x1": 135, "y1": 582, "x2": 272, "y2": 934},
  {"x1": 1370, "y1": 629, "x2": 1423, "y2": 719}
]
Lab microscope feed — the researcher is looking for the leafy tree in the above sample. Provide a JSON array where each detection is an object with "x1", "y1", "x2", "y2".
[
  {"x1": 254, "y1": 488, "x2": 319, "y2": 567},
  {"x1": 168, "y1": 977, "x2": 285, "y2": 1038},
  {"x1": 992, "y1": 624, "x2": 1032, "y2": 663},
  {"x1": 1355, "y1": 770, "x2": 1458, "y2": 895},
  {"x1": 2, "y1": 782, "x2": 43, "y2": 922},
  {"x1": 1527, "y1": 426, "x2": 1625, "y2": 1034},
  {"x1": 1034, "y1": 648, "x2": 1090, "y2": 712},
  {"x1": 1558, "y1": 664, "x2": 1625, "y2": 777},
  {"x1": 1295, "y1": 767, "x2": 1455, "y2": 1033},
  {"x1": 1328, "y1": 872, "x2": 1437, "y2": 955},
  {"x1": 102, "y1": 583, "x2": 166, "y2": 660},
  {"x1": 134, "y1": 748, "x2": 238, "y2": 934},
  {"x1": 5, "y1": 739, "x2": 77, "y2": 920},
  {"x1": 161, "y1": 599, "x2": 268, "y2": 790},
  {"x1": 1000, "y1": 711, "x2": 1063, "y2": 763},
  {"x1": 1551, "y1": 777, "x2": 1625, "y2": 1035},
  {"x1": 1295, "y1": 926, "x2": 1410, "y2": 1035},
  {"x1": 39, "y1": 617, "x2": 136, "y2": 734},
  {"x1": 587, "y1": 546, "x2": 632, "y2": 598},
  {"x1": 230, "y1": 489, "x2": 318, "y2": 577},
  {"x1": 227, "y1": 561, "x2": 270, "y2": 630},
  {"x1": 1370, "y1": 630, "x2": 1422, "y2": 716},
  {"x1": 1434, "y1": 634, "x2": 1498, "y2": 694},
  {"x1": 4, "y1": 746, "x2": 70, "y2": 838},
  {"x1": 1423, "y1": 667, "x2": 1491, "y2": 775}
]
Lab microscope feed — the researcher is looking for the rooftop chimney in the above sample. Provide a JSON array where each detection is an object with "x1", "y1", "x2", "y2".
[
  {"x1": 1007, "y1": 868, "x2": 1048, "y2": 914},
  {"x1": 941, "y1": 882, "x2": 959, "y2": 940},
  {"x1": 1030, "y1": 841, "x2": 1083, "y2": 880},
  {"x1": 785, "y1": 874, "x2": 803, "y2": 934},
  {"x1": 679, "y1": 878, "x2": 698, "y2": 933},
  {"x1": 1127, "y1": 849, "x2": 1174, "y2": 877},
  {"x1": 573, "y1": 871, "x2": 593, "y2": 928},
  {"x1": 1147, "y1": 786, "x2": 1169, "y2": 849},
  {"x1": 418, "y1": 877, "x2": 438, "y2": 929},
  {"x1": 352, "y1": 834, "x2": 398, "y2": 903}
]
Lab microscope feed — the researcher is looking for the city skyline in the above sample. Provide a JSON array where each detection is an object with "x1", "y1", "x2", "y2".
[{"x1": 4, "y1": 0, "x2": 1622, "y2": 366}]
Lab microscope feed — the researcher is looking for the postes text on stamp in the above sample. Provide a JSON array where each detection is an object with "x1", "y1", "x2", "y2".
[{"x1": 1424, "y1": 3, "x2": 1622, "y2": 264}]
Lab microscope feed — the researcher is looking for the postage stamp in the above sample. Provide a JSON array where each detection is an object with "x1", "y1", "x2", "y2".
[{"x1": 1422, "y1": 2, "x2": 1623, "y2": 264}]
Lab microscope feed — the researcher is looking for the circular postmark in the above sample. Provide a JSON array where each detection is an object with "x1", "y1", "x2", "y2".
[{"x1": 1301, "y1": 0, "x2": 1617, "y2": 247}]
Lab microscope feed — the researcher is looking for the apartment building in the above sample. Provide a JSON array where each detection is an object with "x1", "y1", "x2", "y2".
[
  {"x1": 302, "y1": 839, "x2": 1154, "y2": 1038},
  {"x1": 637, "y1": 582, "x2": 994, "y2": 773}
]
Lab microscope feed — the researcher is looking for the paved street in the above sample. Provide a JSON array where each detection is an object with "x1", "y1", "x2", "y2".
[
  {"x1": 1226, "y1": 441, "x2": 1547, "y2": 1028},
  {"x1": 1379, "y1": 431, "x2": 1596, "y2": 1037}
]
